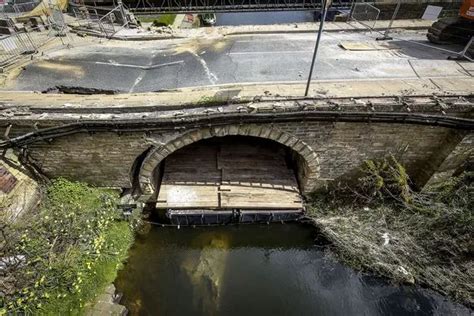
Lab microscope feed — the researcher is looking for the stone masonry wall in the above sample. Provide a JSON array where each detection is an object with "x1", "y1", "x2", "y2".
[
  {"x1": 27, "y1": 133, "x2": 150, "y2": 188},
  {"x1": 274, "y1": 122, "x2": 462, "y2": 189},
  {"x1": 22, "y1": 121, "x2": 468, "y2": 196}
]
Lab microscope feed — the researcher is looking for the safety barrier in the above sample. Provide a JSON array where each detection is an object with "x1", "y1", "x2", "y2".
[
  {"x1": 0, "y1": 23, "x2": 69, "y2": 69},
  {"x1": 350, "y1": 2, "x2": 380, "y2": 29},
  {"x1": 13, "y1": 1, "x2": 42, "y2": 14},
  {"x1": 0, "y1": 31, "x2": 36, "y2": 68},
  {"x1": 70, "y1": 3, "x2": 131, "y2": 38}
]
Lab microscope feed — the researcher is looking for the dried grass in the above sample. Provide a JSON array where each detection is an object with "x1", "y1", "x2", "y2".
[{"x1": 308, "y1": 158, "x2": 473, "y2": 308}]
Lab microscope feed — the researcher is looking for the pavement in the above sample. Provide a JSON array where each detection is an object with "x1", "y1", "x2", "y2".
[
  {"x1": 2, "y1": 77, "x2": 473, "y2": 110},
  {"x1": 68, "y1": 19, "x2": 433, "y2": 40},
  {"x1": 5, "y1": 29, "x2": 472, "y2": 94}
]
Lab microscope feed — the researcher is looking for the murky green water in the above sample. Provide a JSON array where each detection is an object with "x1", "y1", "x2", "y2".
[{"x1": 115, "y1": 224, "x2": 471, "y2": 316}]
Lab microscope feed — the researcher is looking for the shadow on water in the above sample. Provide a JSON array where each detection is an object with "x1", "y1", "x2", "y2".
[{"x1": 115, "y1": 223, "x2": 471, "y2": 316}]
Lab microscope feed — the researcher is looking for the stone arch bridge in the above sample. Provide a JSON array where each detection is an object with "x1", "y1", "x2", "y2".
[{"x1": 1, "y1": 94, "x2": 473, "y2": 204}]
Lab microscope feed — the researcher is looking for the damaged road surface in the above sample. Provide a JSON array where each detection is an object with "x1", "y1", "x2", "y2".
[{"x1": 7, "y1": 31, "x2": 471, "y2": 93}]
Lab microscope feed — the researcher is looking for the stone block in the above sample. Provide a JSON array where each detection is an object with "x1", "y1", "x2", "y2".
[{"x1": 228, "y1": 124, "x2": 240, "y2": 135}]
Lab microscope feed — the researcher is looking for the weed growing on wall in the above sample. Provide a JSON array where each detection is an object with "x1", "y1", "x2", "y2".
[{"x1": 0, "y1": 178, "x2": 134, "y2": 315}]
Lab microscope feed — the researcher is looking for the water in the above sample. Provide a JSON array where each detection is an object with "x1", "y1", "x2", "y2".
[
  {"x1": 215, "y1": 11, "x2": 316, "y2": 26},
  {"x1": 115, "y1": 224, "x2": 471, "y2": 316}
]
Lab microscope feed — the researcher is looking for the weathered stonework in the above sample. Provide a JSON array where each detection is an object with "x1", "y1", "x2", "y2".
[
  {"x1": 0, "y1": 150, "x2": 41, "y2": 221},
  {"x1": 1, "y1": 96, "x2": 472, "y2": 201},
  {"x1": 424, "y1": 132, "x2": 473, "y2": 186},
  {"x1": 138, "y1": 125, "x2": 320, "y2": 200},
  {"x1": 14, "y1": 121, "x2": 471, "y2": 202}
]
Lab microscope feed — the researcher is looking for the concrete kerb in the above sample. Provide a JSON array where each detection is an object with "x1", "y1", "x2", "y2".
[
  {"x1": 221, "y1": 23, "x2": 431, "y2": 37},
  {"x1": 2, "y1": 77, "x2": 474, "y2": 112},
  {"x1": 69, "y1": 19, "x2": 432, "y2": 41}
]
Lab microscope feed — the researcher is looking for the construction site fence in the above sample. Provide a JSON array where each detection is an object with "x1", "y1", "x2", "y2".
[
  {"x1": 0, "y1": 25, "x2": 65, "y2": 68},
  {"x1": 13, "y1": 1, "x2": 42, "y2": 14},
  {"x1": 69, "y1": 2, "x2": 130, "y2": 38},
  {"x1": 349, "y1": 2, "x2": 380, "y2": 29}
]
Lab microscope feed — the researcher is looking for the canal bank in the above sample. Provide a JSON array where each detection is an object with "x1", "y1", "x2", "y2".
[
  {"x1": 306, "y1": 159, "x2": 474, "y2": 310},
  {"x1": 0, "y1": 178, "x2": 135, "y2": 315}
]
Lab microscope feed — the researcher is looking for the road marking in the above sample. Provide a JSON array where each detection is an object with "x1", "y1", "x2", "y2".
[
  {"x1": 129, "y1": 73, "x2": 145, "y2": 93},
  {"x1": 189, "y1": 51, "x2": 218, "y2": 85},
  {"x1": 228, "y1": 51, "x2": 313, "y2": 55},
  {"x1": 94, "y1": 60, "x2": 184, "y2": 70},
  {"x1": 235, "y1": 39, "x2": 313, "y2": 43}
]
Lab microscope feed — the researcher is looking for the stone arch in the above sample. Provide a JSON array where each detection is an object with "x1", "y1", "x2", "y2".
[{"x1": 137, "y1": 124, "x2": 320, "y2": 200}]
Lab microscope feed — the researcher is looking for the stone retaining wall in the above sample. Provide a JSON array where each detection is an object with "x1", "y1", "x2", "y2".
[{"x1": 20, "y1": 121, "x2": 471, "y2": 199}]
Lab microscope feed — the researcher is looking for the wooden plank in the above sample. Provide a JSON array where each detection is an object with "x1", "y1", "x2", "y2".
[
  {"x1": 218, "y1": 158, "x2": 287, "y2": 170},
  {"x1": 220, "y1": 181, "x2": 299, "y2": 191},
  {"x1": 221, "y1": 172, "x2": 297, "y2": 186},
  {"x1": 222, "y1": 168, "x2": 295, "y2": 178},
  {"x1": 339, "y1": 41, "x2": 397, "y2": 51},
  {"x1": 219, "y1": 183, "x2": 303, "y2": 209},
  {"x1": 219, "y1": 184, "x2": 299, "y2": 193},
  {"x1": 162, "y1": 171, "x2": 221, "y2": 182},
  {"x1": 156, "y1": 184, "x2": 219, "y2": 209},
  {"x1": 220, "y1": 193, "x2": 302, "y2": 209},
  {"x1": 219, "y1": 189, "x2": 301, "y2": 200}
]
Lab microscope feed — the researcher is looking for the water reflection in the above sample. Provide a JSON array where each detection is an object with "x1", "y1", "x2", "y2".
[
  {"x1": 115, "y1": 224, "x2": 471, "y2": 316},
  {"x1": 181, "y1": 232, "x2": 230, "y2": 315}
]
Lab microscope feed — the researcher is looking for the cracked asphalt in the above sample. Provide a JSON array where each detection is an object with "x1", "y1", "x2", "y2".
[{"x1": 9, "y1": 30, "x2": 471, "y2": 93}]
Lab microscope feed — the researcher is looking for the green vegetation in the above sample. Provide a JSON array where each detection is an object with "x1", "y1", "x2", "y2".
[
  {"x1": 308, "y1": 157, "x2": 473, "y2": 308},
  {"x1": 195, "y1": 94, "x2": 239, "y2": 107},
  {"x1": 137, "y1": 14, "x2": 176, "y2": 26},
  {"x1": 0, "y1": 178, "x2": 135, "y2": 315}
]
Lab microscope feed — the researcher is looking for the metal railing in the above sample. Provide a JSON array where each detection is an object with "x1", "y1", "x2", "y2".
[
  {"x1": 13, "y1": 1, "x2": 42, "y2": 14},
  {"x1": 70, "y1": 3, "x2": 108, "y2": 23},
  {"x1": 447, "y1": 36, "x2": 473, "y2": 61},
  {"x1": 70, "y1": 2, "x2": 130, "y2": 38},
  {"x1": 130, "y1": 0, "x2": 352, "y2": 14},
  {"x1": 350, "y1": 2, "x2": 380, "y2": 30},
  {"x1": 0, "y1": 14, "x2": 70, "y2": 69},
  {"x1": 0, "y1": 31, "x2": 37, "y2": 67},
  {"x1": 97, "y1": 3, "x2": 129, "y2": 38}
]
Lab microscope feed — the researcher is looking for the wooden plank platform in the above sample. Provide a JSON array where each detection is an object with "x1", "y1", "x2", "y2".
[{"x1": 156, "y1": 138, "x2": 303, "y2": 211}]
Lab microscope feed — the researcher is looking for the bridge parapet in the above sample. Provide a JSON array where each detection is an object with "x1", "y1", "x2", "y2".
[{"x1": 0, "y1": 95, "x2": 472, "y2": 199}]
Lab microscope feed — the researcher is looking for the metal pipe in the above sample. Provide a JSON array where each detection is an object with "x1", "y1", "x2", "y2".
[
  {"x1": 448, "y1": 36, "x2": 474, "y2": 62},
  {"x1": 377, "y1": 0, "x2": 401, "y2": 40},
  {"x1": 2, "y1": 110, "x2": 473, "y2": 149},
  {"x1": 304, "y1": 0, "x2": 330, "y2": 97}
]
